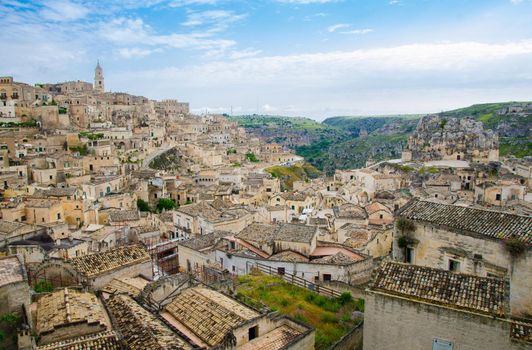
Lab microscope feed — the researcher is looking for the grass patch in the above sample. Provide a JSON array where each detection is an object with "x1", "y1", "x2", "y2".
[
  {"x1": 236, "y1": 273, "x2": 363, "y2": 350},
  {"x1": 265, "y1": 163, "x2": 321, "y2": 190}
]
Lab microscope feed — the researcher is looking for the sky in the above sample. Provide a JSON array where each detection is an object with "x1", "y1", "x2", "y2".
[{"x1": 1, "y1": 0, "x2": 532, "y2": 120}]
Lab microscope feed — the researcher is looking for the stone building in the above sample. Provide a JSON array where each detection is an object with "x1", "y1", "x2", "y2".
[
  {"x1": 394, "y1": 199, "x2": 532, "y2": 317},
  {"x1": 33, "y1": 288, "x2": 118, "y2": 346},
  {"x1": 68, "y1": 244, "x2": 152, "y2": 290},
  {"x1": 160, "y1": 286, "x2": 314, "y2": 349},
  {"x1": 364, "y1": 261, "x2": 532, "y2": 350},
  {"x1": 93, "y1": 61, "x2": 105, "y2": 93},
  {"x1": 0, "y1": 255, "x2": 31, "y2": 317},
  {"x1": 177, "y1": 222, "x2": 374, "y2": 285}
]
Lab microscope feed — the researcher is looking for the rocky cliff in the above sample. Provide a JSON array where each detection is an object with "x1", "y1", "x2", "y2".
[{"x1": 405, "y1": 115, "x2": 499, "y2": 162}]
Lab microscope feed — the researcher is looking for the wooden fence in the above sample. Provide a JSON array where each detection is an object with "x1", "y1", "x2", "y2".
[{"x1": 253, "y1": 262, "x2": 342, "y2": 298}]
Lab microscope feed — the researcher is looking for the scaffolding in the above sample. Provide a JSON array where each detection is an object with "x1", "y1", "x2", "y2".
[{"x1": 146, "y1": 238, "x2": 180, "y2": 278}]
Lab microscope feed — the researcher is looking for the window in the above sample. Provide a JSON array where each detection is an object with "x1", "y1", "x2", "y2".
[
  {"x1": 232, "y1": 265, "x2": 236, "y2": 272},
  {"x1": 448, "y1": 259, "x2": 460, "y2": 272},
  {"x1": 277, "y1": 267, "x2": 285, "y2": 275},
  {"x1": 433, "y1": 338, "x2": 453, "y2": 350},
  {"x1": 57, "y1": 213, "x2": 61, "y2": 220},
  {"x1": 323, "y1": 274, "x2": 332, "y2": 282},
  {"x1": 495, "y1": 194, "x2": 501, "y2": 201},
  {"x1": 379, "y1": 214, "x2": 383, "y2": 219},
  {"x1": 406, "y1": 247, "x2": 415, "y2": 264},
  {"x1": 248, "y1": 326, "x2": 258, "y2": 341}
]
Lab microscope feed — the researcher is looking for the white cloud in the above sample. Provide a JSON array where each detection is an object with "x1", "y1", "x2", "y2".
[
  {"x1": 116, "y1": 47, "x2": 161, "y2": 59},
  {"x1": 182, "y1": 10, "x2": 246, "y2": 32},
  {"x1": 327, "y1": 23, "x2": 349, "y2": 32},
  {"x1": 40, "y1": 0, "x2": 89, "y2": 21},
  {"x1": 169, "y1": 0, "x2": 218, "y2": 7},
  {"x1": 262, "y1": 104, "x2": 277, "y2": 112},
  {"x1": 110, "y1": 40, "x2": 532, "y2": 117},
  {"x1": 328, "y1": 24, "x2": 373, "y2": 35},
  {"x1": 278, "y1": 0, "x2": 338, "y2": 4},
  {"x1": 228, "y1": 49, "x2": 262, "y2": 59},
  {"x1": 389, "y1": 0, "x2": 401, "y2": 5},
  {"x1": 340, "y1": 28, "x2": 373, "y2": 35},
  {"x1": 99, "y1": 16, "x2": 237, "y2": 54}
]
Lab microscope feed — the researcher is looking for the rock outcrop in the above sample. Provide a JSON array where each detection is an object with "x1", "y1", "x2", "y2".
[{"x1": 403, "y1": 115, "x2": 499, "y2": 163}]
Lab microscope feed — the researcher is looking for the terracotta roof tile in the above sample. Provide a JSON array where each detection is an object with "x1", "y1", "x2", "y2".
[
  {"x1": 69, "y1": 245, "x2": 150, "y2": 278},
  {"x1": 399, "y1": 200, "x2": 532, "y2": 244},
  {"x1": 106, "y1": 294, "x2": 191, "y2": 350},
  {"x1": 370, "y1": 261, "x2": 508, "y2": 316}
]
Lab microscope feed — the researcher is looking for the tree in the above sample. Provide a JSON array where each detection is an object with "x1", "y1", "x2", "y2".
[
  {"x1": 245, "y1": 152, "x2": 259, "y2": 162},
  {"x1": 396, "y1": 218, "x2": 415, "y2": 234},
  {"x1": 137, "y1": 199, "x2": 150, "y2": 212},
  {"x1": 156, "y1": 198, "x2": 176, "y2": 212},
  {"x1": 396, "y1": 218, "x2": 416, "y2": 261}
]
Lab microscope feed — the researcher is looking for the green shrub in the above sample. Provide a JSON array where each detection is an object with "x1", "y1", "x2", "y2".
[
  {"x1": 356, "y1": 298, "x2": 365, "y2": 312},
  {"x1": 294, "y1": 313, "x2": 309, "y2": 324},
  {"x1": 338, "y1": 292, "x2": 353, "y2": 305},
  {"x1": 156, "y1": 198, "x2": 176, "y2": 212},
  {"x1": 69, "y1": 144, "x2": 88, "y2": 156},
  {"x1": 33, "y1": 281, "x2": 54, "y2": 293},
  {"x1": 245, "y1": 152, "x2": 259, "y2": 162},
  {"x1": 320, "y1": 313, "x2": 338, "y2": 323},
  {"x1": 137, "y1": 199, "x2": 150, "y2": 212},
  {"x1": 396, "y1": 218, "x2": 415, "y2": 233},
  {"x1": 504, "y1": 236, "x2": 528, "y2": 258},
  {"x1": 340, "y1": 314, "x2": 351, "y2": 322}
]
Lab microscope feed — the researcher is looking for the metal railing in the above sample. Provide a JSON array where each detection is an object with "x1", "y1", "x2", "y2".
[{"x1": 252, "y1": 262, "x2": 342, "y2": 298}]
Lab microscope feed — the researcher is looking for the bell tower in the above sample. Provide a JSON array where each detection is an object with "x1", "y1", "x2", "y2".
[{"x1": 94, "y1": 61, "x2": 104, "y2": 93}]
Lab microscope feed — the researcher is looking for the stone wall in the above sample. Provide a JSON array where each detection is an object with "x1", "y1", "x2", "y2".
[
  {"x1": 0, "y1": 281, "x2": 30, "y2": 316},
  {"x1": 363, "y1": 291, "x2": 529, "y2": 350},
  {"x1": 392, "y1": 221, "x2": 513, "y2": 277},
  {"x1": 90, "y1": 259, "x2": 152, "y2": 290}
]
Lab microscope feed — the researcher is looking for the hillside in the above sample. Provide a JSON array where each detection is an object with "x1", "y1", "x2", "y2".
[
  {"x1": 231, "y1": 102, "x2": 531, "y2": 175},
  {"x1": 265, "y1": 163, "x2": 321, "y2": 190},
  {"x1": 440, "y1": 102, "x2": 532, "y2": 158}
]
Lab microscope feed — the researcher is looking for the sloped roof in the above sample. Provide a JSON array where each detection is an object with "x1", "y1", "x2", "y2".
[
  {"x1": 179, "y1": 231, "x2": 228, "y2": 251},
  {"x1": 106, "y1": 294, "x2": 191, "y2": 350},
  {"x1": 35, "y1": 331, "x2": 121, "y2": 350},
  {"x1": 36, "y1": 288, "x2": 108, "y2": 336},
  {"x1": 164, "y1": 287, "x2": 259, "y2": 347},
  {"x1": 108, "y1": 209, "x2": 140, "y2": 222},
  {"x1": 370, "y1": 261, "x2": 508, "y2": 316},
  {"x1": 398, "y1": 200, "x2": 532, "y2": 244},
  {"x1": 69, "y1": 245, "x2": 150, "y2": 278}
]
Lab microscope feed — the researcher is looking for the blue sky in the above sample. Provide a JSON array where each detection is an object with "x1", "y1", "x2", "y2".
[{"x1": 1, "y1": 0, "x2": 532, "y2": 119}]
